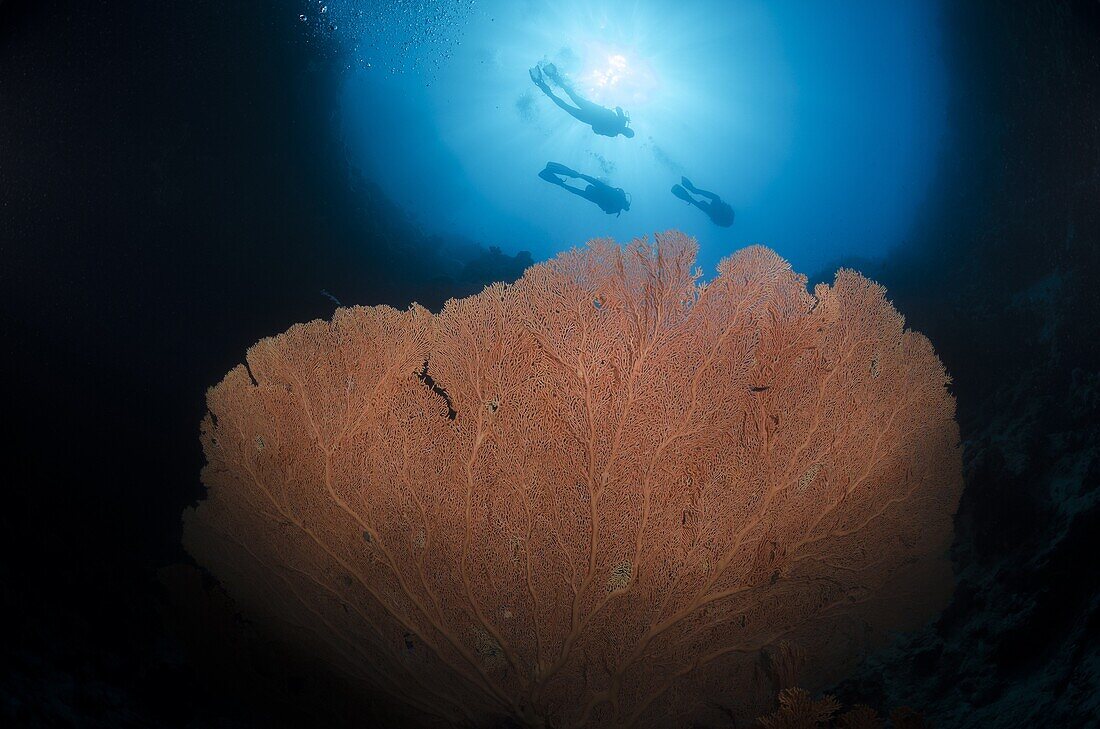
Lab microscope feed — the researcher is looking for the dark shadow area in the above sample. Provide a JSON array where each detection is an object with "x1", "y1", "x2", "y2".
[
  {"x1": 0, "y1": 0, "x2": 524, "y2": 725},
  {"x1": 823, "y1": 2, "x2": 1099, "y2": 726}
]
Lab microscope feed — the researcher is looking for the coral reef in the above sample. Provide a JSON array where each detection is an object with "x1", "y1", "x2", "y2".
[
  {"x1": 184, "y1": 232, "x2": 961, "y2": 727},
  {"x1": 755, "y1": 688, "x2": 926, "y2": 729}
]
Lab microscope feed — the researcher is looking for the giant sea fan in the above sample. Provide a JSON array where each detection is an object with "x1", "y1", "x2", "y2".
[{"x1": 183, "y1": 232, "x2": 962, "y2": 727}]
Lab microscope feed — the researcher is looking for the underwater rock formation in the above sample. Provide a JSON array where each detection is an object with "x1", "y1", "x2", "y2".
[{"x1": 183, "y1": 232, "x2": 962, "y2": 727}]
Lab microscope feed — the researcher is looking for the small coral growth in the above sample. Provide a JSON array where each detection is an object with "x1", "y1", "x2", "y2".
[{"x1": 756, "y1": 688, "x2": 927, "y2": 729}]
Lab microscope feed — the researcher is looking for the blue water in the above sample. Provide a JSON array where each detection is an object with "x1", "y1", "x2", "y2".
[{"x1": 312, "y1": 0, "x2": 947, "y2": 279}]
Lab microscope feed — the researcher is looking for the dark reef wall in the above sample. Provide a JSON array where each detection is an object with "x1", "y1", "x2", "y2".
[{"x1": 830, "y1": 1, "x2": 1100, "y2": 726}]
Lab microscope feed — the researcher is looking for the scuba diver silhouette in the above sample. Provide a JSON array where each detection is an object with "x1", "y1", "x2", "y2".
[
  {"x1": 539, "y1": 162, "x2": 631, "y2": 216},
  {"x1": 671, "y1": 177, "x2": 735, "y2": 227},
  {"x1": 529, "y1": 63, "x2": 635, "y2": 139}
]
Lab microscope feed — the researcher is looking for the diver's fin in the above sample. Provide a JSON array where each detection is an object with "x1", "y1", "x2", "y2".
[
  {"x1": 671, "y1": 184, "x2": 692, "y2": 202},
  {"x1": 544, "y1": 162, "x2": 577, "y2": 176},
  {"x1": 529, "y1": 66, "x2": 543, "y2": 85},
  {"x1": 542, "y1": 62, "x2": 561, "y2": 81},
  {"x1": 681, "y1": 176, "x2": 697, "y2": 192},
  {"x1": 538, "y1": 168, "x2": 562, "y2": 184}
]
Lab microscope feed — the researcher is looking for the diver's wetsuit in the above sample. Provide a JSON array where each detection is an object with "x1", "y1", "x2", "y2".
[
  {"x1": 539, "y1": 162, "x2": 630, "y2": 216},
  {"x1": 530, "y1": 64, "x2": 635, "y2": 139},
  {"x1": 672, "y1": 177, "x2": 735, "y2": 227}
]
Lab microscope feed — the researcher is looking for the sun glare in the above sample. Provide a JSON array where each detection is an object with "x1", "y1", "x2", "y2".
[
  {"x1": 577, "y1": 44, "x2": 657, "y2": 106},
  {"x1": 586, "y1": 54, "x2": 629, "y2": 90}
]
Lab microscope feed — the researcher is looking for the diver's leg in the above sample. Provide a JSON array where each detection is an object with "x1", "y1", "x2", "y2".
[
  {"x1": 580, "y1": 185, "x2": 604, "y2": 208},
  {"x1": 671, "y1": 184, "x2": 693, "y2": 202},
  {"x1": 683, "y1": 177, "x2": 719, "y2": 201},
  {"x1": 561, "y1": 84, "x2": 601, "y2": 116},
  {"x1": 535, "y1": 83, "x2": 587, "y2": 123},
  {"x1": 673, "y1": 185, "x2": 708, "y2": 212},
  {"x1": 539, "y1": 165, "x2": 589, "y2": 194},
  {"x1": 546, "y1": 69, "x2": 604, "y2": 117},
  {"x1": 539, "y1": 168, "x2": 565, "y2": 185},
  {"x1": 531, "y1": 77, "x2": 560, "y2": 104},
  {"x1": 557, "y1": 180, "x2": 588, "y2": 198},
  {"x1": 543, "y1": 174, "x2": 589, "y2": 204}
]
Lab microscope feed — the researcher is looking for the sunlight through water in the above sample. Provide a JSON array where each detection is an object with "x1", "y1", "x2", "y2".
[{"x1": 318, "y1": 0, "x2": 948, "y2": 279}]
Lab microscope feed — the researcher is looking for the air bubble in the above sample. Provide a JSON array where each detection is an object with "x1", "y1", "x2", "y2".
[{"x1": 294, "y1": 0, "x2": 477, "y2": 78}]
